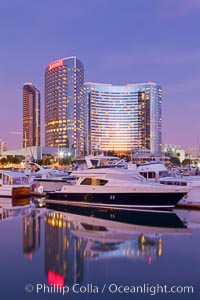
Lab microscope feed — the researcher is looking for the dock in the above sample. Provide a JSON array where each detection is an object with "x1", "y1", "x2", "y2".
[
  {"x1": 176, "y1": 201, "x2": 200, "y2": 210},
  {"x1": 30, "y1": 191, "x2": 46, "y2": 197}
]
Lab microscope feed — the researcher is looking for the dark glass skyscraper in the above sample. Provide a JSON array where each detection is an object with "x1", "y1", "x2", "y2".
[
  {"x1": 23, "y1": 83, "x2": 40, "y2": 148},
  {"x1": 44, "y1": 56, "x2": 84, "y2": 157}
]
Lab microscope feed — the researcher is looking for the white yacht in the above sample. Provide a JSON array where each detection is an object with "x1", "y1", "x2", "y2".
[
  {"x1": 24, "y1": 161, "x2": 69, "y2": 178},
  {"x1": 25, "y1": 161, "x2": 73, "y2": 193},
  {"x1": 46, "y1": 168, "x2": 190, "y2": 209},
  {"x1": 159, "y1": 175, "x2": 200, "y2": 203},
  {"x1": 136, "y1": 162, "x2": 200, "y2": 203},
  {"x1": 73, "y1": 155, "x2": 200, "y2": 204},
  {"x1": 0, "y1": 170, "x2": 30, "y2": 198}
]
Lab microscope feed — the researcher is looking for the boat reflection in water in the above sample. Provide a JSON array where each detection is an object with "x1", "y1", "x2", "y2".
[
  {"x1": 44, "y1": 203, "x2": 190, "y2": 286},
  {"x1": 174, "y1": 208, "x2": 200, "y2": 229},
  {"x1": 0, "y1": 197, "x2": 30, "y2": 221}
]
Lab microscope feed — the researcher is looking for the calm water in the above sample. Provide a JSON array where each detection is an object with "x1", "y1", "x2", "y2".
[{"x1": 0, "y1": 198, "x2": 200, "y2": 300}]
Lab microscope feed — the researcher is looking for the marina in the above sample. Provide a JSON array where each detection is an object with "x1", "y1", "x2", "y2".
[{"x1": 22, "y1": 157, "x2": 200, "y2": 212}]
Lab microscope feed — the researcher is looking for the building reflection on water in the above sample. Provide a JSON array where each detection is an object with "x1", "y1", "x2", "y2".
[
  {"x1": 0, "y1": 198, "x2": 191, "y2": 287},
  {"x1": 44, "y1": 212, "x2": 86, "y2": 286},
  {"x1": 43, "y1": 205, "x2": 189, "y2": 286},
  {"x1": 0, "y1": 198, "x2": 42, "y2": 260},
  {"x1": 23, "y1": 213, "x2": 41, "y2": 259}
]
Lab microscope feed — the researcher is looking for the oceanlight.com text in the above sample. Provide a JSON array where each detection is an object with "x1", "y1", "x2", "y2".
[{"x1": 25, "y1": 283, "x2": 194, "y2": 296}]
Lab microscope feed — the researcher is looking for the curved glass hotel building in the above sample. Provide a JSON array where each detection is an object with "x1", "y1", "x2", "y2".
[
  {"x1": 84, "y1": 82, "x2": 162, "y2": 155},
  {"x1": 44, "y1": 57, "x2": 84, "y2": 156}
]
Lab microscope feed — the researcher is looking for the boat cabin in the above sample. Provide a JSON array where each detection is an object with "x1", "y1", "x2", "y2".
[
  {"x1": 0, "y1": 171, "x2": 29, "y2": 186},
  {"x1": 137, "y1": 162, "x2": 170, "y2": 179}
]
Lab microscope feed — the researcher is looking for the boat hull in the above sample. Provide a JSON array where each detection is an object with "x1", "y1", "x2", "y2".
[
  {"x1": 12, "y1": 187, "x2": 30, "y2": 198},
  {"x1": 46, "y1": 191, "x2": 186, "y2": 208},
  {"x1": 0, "y1": 187, "x2": 30, "y2": 198}
]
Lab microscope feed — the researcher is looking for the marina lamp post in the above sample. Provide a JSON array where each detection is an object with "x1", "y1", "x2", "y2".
[
  {"x1": 67, "y1": 152, "x2": 71, "y2": 157},
  {"x1": 58, "y1": 150, "x2": 64, "y2": 167}
]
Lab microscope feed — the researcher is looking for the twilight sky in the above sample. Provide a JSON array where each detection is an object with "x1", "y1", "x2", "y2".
[{"x1": 0, "y1": 0, "x2": 200, "y2": 150}]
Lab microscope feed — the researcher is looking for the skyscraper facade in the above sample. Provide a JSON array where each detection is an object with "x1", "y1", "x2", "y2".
[
  {"x1": 44, "y1": 57, "x2": 84, "y2": 157},
  {"x1": 84, "y1": 82, "x2": 162, "y2": 155},
  {"x1": 23, "y1": 83, "x2": 40, "y2": 148}
]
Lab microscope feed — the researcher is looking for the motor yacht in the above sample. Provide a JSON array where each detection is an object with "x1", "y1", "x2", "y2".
[
  {"x1": 24, "y1": 161, "x2": 73, "y2": 194},
  {"x1": 0, "y1": 170, "x2": 30, "y2": 198},
  {"x1": 160, "y1": 176, "x2": 200, "y2": 203},
  {"x1": 24, "y1": 161, "x2": 69, "y2": 178},
  {"x1": 134, "y1": 162, "x2": 200, "y2": 203},
  {"x1": 46, "y1": 168, "x2": 190, "y2": 209}
]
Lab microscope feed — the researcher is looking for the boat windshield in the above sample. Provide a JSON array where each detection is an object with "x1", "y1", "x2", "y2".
[
  {"x1": 80, "y1": 178, "x2": 108, "y2": 186},
  {"x1": 159, "y1": 171, "x2": 170, "y2": 178},
  {"x1": 131, "y1": 175, "x2": 148, "y2": 182},
  {"x1": 12, "y1": 177, "x2": 29, "y2": 185},
  {"x1": 1, "y1": 174, "x2": 29, "y2": 185}
]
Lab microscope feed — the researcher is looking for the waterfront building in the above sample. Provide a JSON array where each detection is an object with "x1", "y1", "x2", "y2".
[
  {"x1": 163, "y1": 144, "x2": 185, "y2": 163},
  {"x1": 1, "y1": 146, "x2": 59, "y2": 161},
  {"x1": 84, "y1": 82, "x2": 162, "y2": 155},
  {"x1": 0, "y1": 139, "x2": 8, "y2": 154},
  {"x1": 185, "y1": 147, "x2": 200, "y2": 159},
  {"x1": 23, "y1": 83, "x2": 41, "y2": 148},
  {"x1": 44, "y1": 57, "x2": 84, "y2": 157}
]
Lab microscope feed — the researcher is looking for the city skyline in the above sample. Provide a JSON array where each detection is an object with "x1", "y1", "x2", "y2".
[
  {"x1": 0, "y1": 0, "x2": 200, "y2": 149},
  {"x1": 44, "y1": 54, "x2": 162, "y2": 156}
]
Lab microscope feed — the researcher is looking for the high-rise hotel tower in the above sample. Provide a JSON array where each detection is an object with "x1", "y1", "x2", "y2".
[
  {"x1": 45, "y1": 57, "x2": 84, "y2": 157},
  {"x1": 23, "y1": 83, "x2": 40, "y2": 148},
  {"x1": 84, "y1": 82, "x2": 162, "y2": 155}
]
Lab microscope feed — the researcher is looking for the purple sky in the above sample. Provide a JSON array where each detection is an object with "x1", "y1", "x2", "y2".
[{"x1": 0, "y1": 0, "x2": 200, "y2": 150}]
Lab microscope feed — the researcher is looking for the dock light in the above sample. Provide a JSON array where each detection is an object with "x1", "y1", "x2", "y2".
[
  {"x1": 20, "y1": 161, "x2": 25, "y2": 167},
  {"x1": 58, "y1": 150, "x2": 64, "y2": 166},
  {"x1": 59, "y1": 151, "x2": 64, "y2": 158}
]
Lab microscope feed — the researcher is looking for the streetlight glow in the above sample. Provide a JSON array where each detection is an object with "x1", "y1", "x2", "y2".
[{"x1": 59, "y1": 151, "x2": 64, "y2": 158}]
